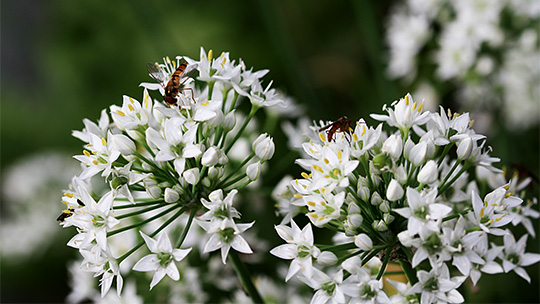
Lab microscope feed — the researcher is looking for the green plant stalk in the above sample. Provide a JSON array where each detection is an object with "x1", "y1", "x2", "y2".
[
  {"x1": 176, "y1": 207, "x2": 197, "y2": 248},
  {"x1": 229, "y1": 250, "x2": 265, "y2": 304},
  {"x1": 224, "y1": 105, "x2": 258, "y2": 154},
  {"x1": 108, "y1": 204, "x2": 181, "y2": 237}
]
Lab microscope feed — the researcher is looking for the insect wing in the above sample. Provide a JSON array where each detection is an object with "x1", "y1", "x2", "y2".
[
  {"x1": 146, "y1": 62, "x2": 169, "y2": 84},
  {"x1": 319, "y1": 121, "x2": 337, "y2": 132},
  {"x1": 183, "y1": 62, "x2": 199, "y2": 78}
]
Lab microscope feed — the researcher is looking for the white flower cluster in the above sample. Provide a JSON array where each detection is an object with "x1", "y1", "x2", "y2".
[
  {"x1": 59, "y1": 48, "x2": 282, "y2": 298},
  {"x1": 272, "y1": 93, "x2": 540, "y2": 304},
  {"x1": 385, "y1": 0, "x2": 540, "y2": 130}
]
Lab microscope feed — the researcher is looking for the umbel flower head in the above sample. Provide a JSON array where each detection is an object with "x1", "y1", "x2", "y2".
[
  {"x1": 58, "y1": 48, "x2": 284, "y2": 297},
  {"x1": 271, "y1": 93, "x2": 540, "y2": 304}
]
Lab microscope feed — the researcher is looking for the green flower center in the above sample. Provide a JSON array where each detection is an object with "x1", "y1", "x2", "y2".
[
  {"x1": 508, "y1": 253, "x2": 520, "y2": 265},
  {"x1": 297, "y1": 245, "x2": 311, "y2": 258},
  {"x1": 157, "y1": 252, "x2": 172, "y2": 267},
  {"x1": 92, "y1": 215, "x2": 105, "y2": 228},
  {"x1": 413, "y1": 206, "x2": 428, "y2": 220},
  {"x1": 171, "y1": 142, "x2": 186, "y2": 156},
  {"x1": 213, "y1": 205, "x2": 229, "y2": 219},
  {"x1": 360, "y1": 283, "x2": 376, "y2": 299},
  {"x1": 111, "y1": 176, "x2": 129, "y2": 189},
  {"x1": 423, "y1": 276, "x2": 438, "y2": 291},
  {"x1": 424, "y1": 233, "x2": 442, "y2": 255},
  {"x1": 329, "y1": 168, "x2": 342, "y2": 179},
  {"x1": 322, "y1": 281, "x2": 336, "y2": 295},
  {"x1": 219, "y1": 227, "x2": 236, "y2": 244}
]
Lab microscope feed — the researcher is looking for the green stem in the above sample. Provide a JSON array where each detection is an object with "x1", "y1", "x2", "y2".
[
  {"x1": 220, "y1": 152, "x2": 256, "y2": 184},
  {"x1": 229, "y1": 250, "x2": 265, "y2": 304},
  {"x1": 116, "y1": 203, "x2": 169, "y2": 220},
  {"x1": 224, "y1": 105, "x2": 258, "y2": 154},
  {"x1": 108, "y1": 204, "x2": 181, "y2": 237},
  {"x1": 437, "y1": 159, "x2": 461, "y2": 191},
  {"x1": 176, "y1": 207, "x2": 197, "y2": 248},
  {"x1": 438, "y1": 162, "x2": 471, "y2": 194},
  {"x1": 398, "y1": 259, "x2": 418, "y2": 285},
  {"x1": 376, "y1": 246, "x2": 393, "y2": 280},
  {"x1": 316, "y1": 242, "x2": 356, "y2": 252}
]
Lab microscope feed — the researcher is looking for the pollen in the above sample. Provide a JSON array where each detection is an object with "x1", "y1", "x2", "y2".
[
  {"x1": 469, "y1": 119, "x2": 474, "y2": 128},
  {"x1": 405, "y1": 94, "x2": 410, "y2": 105},
  {"x1": 362, "y1": 125, "x2": 366, "y2": 136},
  {"x1": 83, "y1": 150, "x2": 91, "y2": 157},
  {"x1": 101, "y1": 138, "x2": 107, "y2": 146},
  {"x1": 208, "y1": 49, "x2": 213, "y2": 62},
  {"x1": 128, "y1": 97, "x2": 135, "y2": 104},
  {"x1": 503, "y1": 185, "x2": 510, "y2": 190},
  {"x1": 201, "y1": 100, "x2": 209, "y2": 106},
  {"x1": 92, "y1": 160, "x2": 99, "y2": 165},
  {"x1": 128, "y1": 103, "x2": 135, "y2": 112},
  {"x1": 505, "y1": 192, "x2": 512, "y2": 198},
  {"x1": 310, "y1": 214, "x2": 318, "y2": 219},
  {"x1": 61, "y1": 200, "x2": 70, "y2": 205},
  {"x1": 307, "y1": 201, "x2": 316, "y2": 207},
  {"x1": 64, "y1": 192, "x2": 74, "y2": 198},
  {"x1": 116, "y1": 110, "x2": 126, "y2": 117},
  {"x1": 480, "y1": 208, "x2": 485, "y2": 217},
  {"x1": 294, "y1": 194, "x2": 303, "y2": 199},
  {"x1": 313, "y1": 165, "x2": 324, "y2": 173},
  {"x1": 412, "y1": 102, "x2": 417, "y2": 111},
  {"x1": 324, "y1": 158, "x2": 330, "y2": 164},
  {"x1": 319, "y1": 133, "x2": 326, "y2": 142},
  {"x1": 353, "y1": 133, "x2": 359, "y2": 141},
  {"x1": 301, "y1": 172, "x2": 310, "y2": 179},
  {"x1": 337, "y1": 150, "x2": 342, "y2": 159},
  {"x1": 62, "y1": 209, "x2": 71, "y2": 214},
  {"x1": 417, "y1": 103, "x2": 423, "y2": 112},
  {"x1": 144, "y1": 92, "x2": 149, "y2": 108}
]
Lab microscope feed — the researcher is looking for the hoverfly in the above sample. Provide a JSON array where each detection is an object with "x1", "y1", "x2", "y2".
[
  {"x1": 319, "y1": 116, "x2": 354, "y2": 142},
  {"x1": 146, "y1": 59, "x2": 196, "y2": 108},
  {"x1": 57, "y1": 199, "x2": 85, "y2": 222}
]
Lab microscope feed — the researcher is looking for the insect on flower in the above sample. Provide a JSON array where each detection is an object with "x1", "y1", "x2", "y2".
[
  {"x1": 56, "y1": 199, "x2": 85, "y2": 222},
  {"x1": 146, "y1": 60, "x2": 196, "y2": 108},
  {"x1": 319, "y1": 116, "x2": 354, "y2": 142}
]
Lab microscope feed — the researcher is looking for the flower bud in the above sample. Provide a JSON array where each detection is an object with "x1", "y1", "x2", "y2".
[
  {"x1": 223, "y1": 110, "x2": 236, "y2": 131},
  {"x1": 383, "y1": 213, "x2": 395, "y2": 224},
  {"x1": 164, "y1": 187, "x2": 179, "y2": 203},
  {"x1": 246, "y1": 162, "x2": 261, "y2": 181},
  {"x1": 382, "y1": 134, "x2": 403, "y2": 160},
  {"x1": 372, "y1": 153, "x2": 390, "y2": 170},
  {"x1": 408, "y1": 141, "x2": 428, "y2": 166},
  {"x1": 183, "y1": 168, "x2": 200, "y2": 185},
  {"x1": 347, "y1": 213, "x2": 363, "y2": 229},
  {"x1": 357, "y1": 176, "x2": 370, "y2": 202},
  {"x1": 393, "y1": 165, "x2": 407, "y2": 184},
  {"x1": 372, "y1": 220, "x2": 389, "y2": 232},
  {"x1": 348, "y1": 202, "x2": 360, "y2": 214},
  {"x1": 201, "y1": 177, "x2": 212, "y2": 188},
  {"x1": 202, "y1": 147, "x2": 219, "y2": 167},
  {"x1": 386, "y1": 179, "x2": 404, "y2": 201},
  {"x1": 398, "y1": 230, "x2": 414, "y2": 247},
  {"x1": 371, "y1": 192, "x2": 383, "y2": 205},
  {"x1": 209, "y1": 189, "x2": 224, "y2": 202},
  {"x1": 379, "y1": 200, "x2": 390, "y2": 213},
  {"x1": 111, "y1": 134, "x2": 136, "y2": 154},
  {"x1": 456, "y1": 136, "x2": 474, "y2": 160},
  {"x1": 417, "y1": 160, "x2": 438, "y2": 185},
  {"x1": 144, "y1": 178, "x2": 161, "y2": 199},
  {"x1": 317, "y1": 251, "x2": 337, "y2": 266},
  {"x1": 354, "y1": 233, "x2": 373, "y2": 251},
  {"x1": 252, "y1": 133, "x2": 275, "y2": 162}
]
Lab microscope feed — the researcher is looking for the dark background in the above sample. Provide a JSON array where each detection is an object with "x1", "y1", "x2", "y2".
[{"x1": 1, "y1": 0, "x2": 538, "y2": 303}]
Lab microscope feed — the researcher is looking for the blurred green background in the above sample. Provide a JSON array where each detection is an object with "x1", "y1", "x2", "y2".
[{"x1": 1, "y1": 0, "x2": 538, "y2": 303}]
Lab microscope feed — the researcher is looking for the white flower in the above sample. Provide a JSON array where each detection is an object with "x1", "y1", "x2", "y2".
[
  {"x1": 110, "y1": 89, "x2": 153, "y2": 132},
  {"x1": 183, "y1": 167, "x2": 200, "y2": 185},
  {"x1": 145, "y1": 117, "x2": 201, "y2": 174},
  {"x1": 246, "y1": 162, "x2": 261, "y2": 181},
  {"x1": 132, "y1": 232, "x2": 192, "y2": 290},
  {"x1": 198, "y1": 219, "x2": 254, "y2": 264},
  {"x1": 302, "y1": 191, "x2": 345, "y2": 227},
  {"x1": 394, "y1": 187, "x2": 451, "y2": 236},
  {"x1": 500, "y1": 232, "x2": 540, "y2": 282},
  {"x1": 354, "y1": 233, "x2": 373, "y2": 251},
  {"x1": 270, "y1": 220, "x2": 320, "y2": 281},
  {"x1": 408, "y1": 264, "x2": 465, "y2": 304},
  {"x1": 371, "y1": 93, "x2": 430, "y2": 132},
  {"x1": 300, "y1": 268, "x2": 346, "y2": 304},
  {"x1": 66, "y1": 190, "x2": 118, "y2": 251}
]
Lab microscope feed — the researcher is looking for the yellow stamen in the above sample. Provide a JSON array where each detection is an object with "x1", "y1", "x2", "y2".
[
  {"x1": 319, "y1": 133, "x2": 326, "y2": 142},
  {"x1": 128, "y1": 97, "x2": 134, "y2": 104},
  {"x1": 64, "y1": 192, "x2": 74, "y2": 198},
  {"x1": 412, "y1": 102, "x2": 417, "y2": 111},
  {"x1": 62, "y1": 209, "x2": 71, "y2": 214},
  {"x1": 301, "y1": 172, "x2": 310, "y2": 179},
  {"x1": 310, "y1": 214, "x2": 318, "y2": 219},
  {"x1": 116, "y1": 110, "x2": 125, "y2": 117},
  {"x1": 101, "y1": 138, "x2": 107, "y2": 146},
  {"x1": 505, "y1": 192, "x2": 512, "y2": 198},
  {"x1": 417, "y1": 103, "x2": 423, "y2": 112},
  {"x1": 61, "y1": 200, "x2": 70, "y2": 205},
  {"x1": 503, "y1": 185, "x2": 510, "y2": 190},
  {"x1": 307, "y1": 201, "x2": 316, "y2": 207},
  {"x1": 469, "y1": 119, "x2": 474, "y2": 128},
  {"x1": 362, "y1": 125, "x2": 366, "y2": 136},
  {"x1": 480, "y1": 208, "x2": 485, "y2": 217},
  {"x1": 208, "y1": 50, "x2": 213, "y2": 62},
  {"x1": 337, "y1": 150, "x2": 342, "y2": 159},
  {"x1": 128, "y1": 104, "x2": 135, "y2": 112},
  {"x1": 404, "y1": 94, "x2": 410, "y2": 105},
  {"x1": 313, "y1": 165, "x2": 324, "y2": 173},
  {"x1": 320, "y1": 201, "x2": 326, "y2": 206},
  {"x1": 201, "y1": 100, "x2": 209, "y2": 106},
  {"x1": 92, "y1": 160, "x2": 99, "y2": 165},
  {"x1": 323, "y1": 158, "x2": 329, "y2": 164},
  {"x1": 83, "y1": 150, "x2": 91, "y2": 157},
  {"x1": 144, "y1": 91, "x2": 149, "y2": 108},
  {"x1": 294, "y1": 194, "x2": 303, "y2": 199},
  {"x1": 353, "y1": 133, "x2": 359, "y2": 141},
  {"x1": 324, "y1": 175, "x2": 330, "y2": 178}
]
